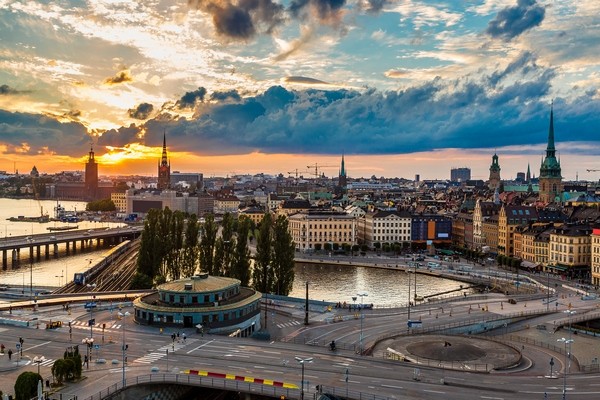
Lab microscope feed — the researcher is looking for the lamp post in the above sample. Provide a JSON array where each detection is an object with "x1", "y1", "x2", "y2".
[
  {"x1": 557, "y1": 337, "x2": 574, "y2": 398},
  {"x1": 33, "y1": 355, "x2": 45, "y2": 375},
  {"x1": 357, "y1": 292, "x2": 368, "y2": 355},
  {"x1": 295, "y1": 356, "x2": 313, "y2": 400},
  {"x1": 118, "y1": 311, "x2": 131, "y2": 387},
  {"x1": 86, "y1": 283, "x2": 97, "y2": 338},
  {"x1": 82, "y1": 338, "x2": 94, "y2": 369}
]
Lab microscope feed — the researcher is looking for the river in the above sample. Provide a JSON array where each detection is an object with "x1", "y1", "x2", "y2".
[{"x1": 0, "y1": 198, "x2": 470, "y2": 307}]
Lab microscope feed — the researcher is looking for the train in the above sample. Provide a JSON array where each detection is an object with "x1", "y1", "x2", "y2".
[{"x1": 73, "y1": 240, "x2": 132, "y2": 285}]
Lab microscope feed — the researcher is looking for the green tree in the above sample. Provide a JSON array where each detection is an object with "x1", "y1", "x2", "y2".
[
  {"x1": 136, "y1": 209, "x2": 162, "y2": 279},
  {"x1": 231, "y1": 216, "x2": 252, "y2": 286},
  {"x1": 85, "y1": 198, "x2": 116, "y2": 212},
  {"x1": 215, "y1": 212, "x2": 236, "y2": 276},
  {"x1": 164, "y1": 210, "x2": 185, "y2": 280},
  {"x1": 271, "y1": 215, "x2": 295, "y2": 295},
  {"x1": 252, "y1": 213, "x2": 273, "y2": 293},
  {"x1": 199, "y1": 214, "x2": 218, "y2": 275},
  {"x1": 324, "y1": 242, "x2": 332, "y2": 252},
  {"x1": 14, "y1": 371, "x2": 41, "y2": 400},
  {"x1": 181, "y1": 214, "x2": 200, "y2": 278}
]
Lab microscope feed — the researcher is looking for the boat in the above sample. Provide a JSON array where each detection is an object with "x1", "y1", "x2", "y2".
[
  {"x1": 47, "y1": 225, "x2": 79, "y2": 231},
  {"x1": 7, "y1": 215, "x2": 50, "y2": 223}
]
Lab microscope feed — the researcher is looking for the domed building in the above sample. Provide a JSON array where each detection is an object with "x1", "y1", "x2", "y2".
[{"x1": 133, "y1": 273, "x2": 262, "y2": 336}]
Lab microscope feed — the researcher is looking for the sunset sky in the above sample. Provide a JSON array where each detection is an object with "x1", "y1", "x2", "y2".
[{"x1": 0, "y1": 0, "x2": 599, "y2": 181}]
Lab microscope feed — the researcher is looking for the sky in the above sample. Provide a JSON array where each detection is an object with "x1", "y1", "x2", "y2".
[{"x1": 0, "y1": 0, "x2": 599, "y2": 181}]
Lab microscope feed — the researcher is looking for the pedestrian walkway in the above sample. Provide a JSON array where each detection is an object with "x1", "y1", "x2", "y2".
[{"x1": 133, "y1": 339, "x2": 195, "y2": 365}]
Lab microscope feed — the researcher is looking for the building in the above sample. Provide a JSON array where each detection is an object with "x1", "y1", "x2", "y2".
[
  {"x1": 539, "y1": 106, "x2": 562, "y2": 203},
  {"x1": 450, "y1": 167, "x2": 471, "y2": 183},
  {"x1": 488, "y1": 153, "x2": 501, "y2": 190},
  {"x1": 549, "y1": 224, "x2": 592, "y2": 278},
  {"x1": 214, "y1": 193, "x2": 241, "y2": 215},
  {"x1": 337, "y1": 154, "x2": 347, "y2": 193},
  {"x1": 238, "y1": 206, "x2": 265, "y2": 225},
  {"x1": 157, "y1": 132, "x2": 171, "y2": 190},
  {"x1": 85, "y1": 146, "x2": 98, "y2": 199},
  {"x1": 521, "y1": 224, "x2": 554, "y2": 269},
  {"x1": 482, "y1": 215, "x2": 499, "y2": 255},
  {"x1": 125, "y1": 189, "x2": 199, "y2": 216},
  {"x1": 357, "y1": 210, "x2": 412, "y2": 248},
  {"x1": 277, "y1": 198, "x2": 311, "y2": 216},
  {"x1": 171, "y1": 172, "x2": 203, "y2": 191},
  {"x1": 133, "y1": 273, "x2": 262, "y2": 336},
  {"x1": 473, "y1": 200, "x2": 500, "y2": 251},
  {"x1": 288, "y1": 211, "x2": 357, "y2": 251},
  {"x1": 497, "y1": 205, "x2": 538, "y2": 256},
  {"x1": 591, "y1": 227, "x2": 600, "y2": 286},
  {"x1": 111, "y1": 190, "x2": 127, "y2": 213},
  {"x1": 411, "y1": 214, "x2": 452, "y2": 247}
]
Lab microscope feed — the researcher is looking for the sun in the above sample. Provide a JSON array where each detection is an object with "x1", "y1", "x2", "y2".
[{"x1": 96, "y1": 143, "x2": 163, "y2": 166}]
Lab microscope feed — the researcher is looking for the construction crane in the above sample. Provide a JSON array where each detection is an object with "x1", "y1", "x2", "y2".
[{"x1": 306, "y1": 163, "x2": 337, "y2": 178}]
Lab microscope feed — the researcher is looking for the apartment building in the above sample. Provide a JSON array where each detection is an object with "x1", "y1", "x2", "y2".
[
  {"x1": 498, "y1": 205, "x2": 538, "y2": 256},
  {"x1": 357, "y1": 210, "x2": 412, "y2": 248},
  {"x1": 473, "y1": 200, "x2": 500, "y2": 250},
  {"x1": 549, "y1": 224, "x2": 593, "y2": 277},
  {"x1": 591, "y1": 227, "x2": 600, "y2": 286},
  {"x1": 288, "y1": 211, "x2": 357, "y2": 251}
]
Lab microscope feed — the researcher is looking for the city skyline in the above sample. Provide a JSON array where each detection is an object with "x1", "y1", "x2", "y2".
[{"x1": 0, "y1": 1, "x2": 599, "y2": 180}]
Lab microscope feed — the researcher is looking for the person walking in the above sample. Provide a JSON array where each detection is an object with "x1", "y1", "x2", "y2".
[{"x1": 7, "y1": 348, "x2": 12, "y2": 360}]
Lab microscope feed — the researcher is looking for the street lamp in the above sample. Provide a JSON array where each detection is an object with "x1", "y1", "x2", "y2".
[
  {"x1": 33, "y1": 355, "x2": 45, "y2": 375},
  {"x1": 357, "y1": 292, "x2": 368, "y2": 355},
  {"x1": 557, "y1": 337, "x2": 574, "y2": 398},
  {"x1": 118, "y1": 311, "x2": 131, "y2": 387},
  {"x1": 82, "y1": 337, "x2": 94, "y2": 369},
  {"x1": 295, "y1": 356, "x2": 313, "y2": 400}
]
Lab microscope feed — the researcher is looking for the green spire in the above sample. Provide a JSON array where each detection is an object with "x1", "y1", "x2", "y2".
[
  {"x1": 546, "y1": 102, "x2": 555, "y2": 157},
  {"x1": 340, "y1": 154, "x2": 346, "y2": 177}
]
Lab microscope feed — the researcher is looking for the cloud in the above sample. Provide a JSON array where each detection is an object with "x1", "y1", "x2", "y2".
[
  {"x1": 284, "y1": 76, "x2": 331, "y2": 85},
  {"x1": 210, "y1": 90, "x2": 242, "y2": 102},
  {"x1": 97, "y1": 124, "x2": 141, "y2": 147},
  {"x1": 177, "y1": 87, "x2": 207, "y2": 109},
  {"x1": 384, "y1": 69, "x2": 410, "y2": 79},
  {"x1": 188, "y1": 0, "x2": 285, "y2": 39},
  {"x1": 104, "y1": 70, "x2": 133, "y2": 85},
  {"x1": 361, "y1": 0, "x2": 387, "y2": 14},
  {"x1": 0, "y1": 84, "x2": 29, "y2": 95},
  {"x1": 486, "y1": 0, "x2": 545, "y2": 40},
  {"x1": 289, "y1": 0, "x2": 346, "y2": 25},
  {"x1": 0, "y1": 110, "x2": 90, "y2": 156},
  {"x1": 128, "y1": 103, "x2": 154, "y2": 120},
  {"x1": 488, "y1": 51, "x2": 540, "y2": 86}
]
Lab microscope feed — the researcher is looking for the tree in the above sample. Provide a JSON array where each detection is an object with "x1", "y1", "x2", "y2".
[
  {"x1": 253, "y1": 213, "x2": 273, "y2": 293},
  {"x1": 85, "y1": 198, "x2": 116, "y2": 212},
  {"x1": 215, "y1": 212, "x2": 235, "y2": 276},
  {"x1": 324, "y1": 242, "x2": 332, "y2": 252},
  {"x1": 199, "y1": 214, "x2": 218, "y2": 275},
  {"x1": 136, "y1": 209, "x2": 162, "y2": 279},
  {"x1": 181, "y1": 214, "x2": 200, "y2": 278},
  {"x1": 14, "y1": 371, "x2": 41, "y2": 400},
  {"x1": 314, "y1": 243, "x2": 322, "y2": 251},
  {"x1": 231, "y1": 216, "x2": 252, "y2": 286},
  {"x1": 271, "y1": 215, "x2": 295, "y2": 295}
]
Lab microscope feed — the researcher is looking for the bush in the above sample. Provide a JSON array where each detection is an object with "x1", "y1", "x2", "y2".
[{"x1": 14, "y1": 371, "x2": 41, "y2": 400}]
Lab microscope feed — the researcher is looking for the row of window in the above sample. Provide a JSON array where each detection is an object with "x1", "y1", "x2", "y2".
[
  {"x1": 136, "y1": 302, "x2": 259, "y2": 323},
  {"x1": 160, "y1": 288, "x2": 238, "y2": 305},
  {"x1": 373, "y1": 222, "x2": 410, "y2": 227},
  {"x1": 375, "y1": 229, "x2": 409, "y2": 234},
  {"x1": 374, "y1": 236, "x2": 411, "y2": 242}
]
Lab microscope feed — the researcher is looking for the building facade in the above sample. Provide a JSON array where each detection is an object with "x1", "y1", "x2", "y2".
[
  {"x1": 488, "y1": 153, "x2": 501, "y2": 190},
  {"x1": 358, "y1": 210, "x2": 412, "y2": 248},
  {"x1": 549, "y1": 224, "x2": 592, "y2": 277},
  {"x1": 450, "y1": 167, "x2": 471, "y2": 183},
  {"x1": 591, "y1": 227, "x2": 600, "y2": 286},
  {"x1": 497, "y1": 205, "x2": 538, "y2": 256},
  {"x1": 288, "y1": 211, "x2": 357, "y2": 251}
]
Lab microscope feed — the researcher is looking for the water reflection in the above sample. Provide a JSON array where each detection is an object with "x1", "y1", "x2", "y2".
[{"x1": 289, "y1": 263, "x2": 472, "y2": 307}]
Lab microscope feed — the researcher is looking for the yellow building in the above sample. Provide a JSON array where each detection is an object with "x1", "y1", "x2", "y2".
[
  {"x1": 111, "y1": 191, "x2": 127, "y2": 213},
  {"x1": 591, "y1": 228, "x2": 600, "y2": 286},
  {"x1": 520, "y1": 224, "x2": 554, "y2": 269},
  {"x1": 498, "y1": 205, "x2": 538, "y2": 256},
  {"x1": 549, "y1": 225, "x2": 593, "y2": 277},
  {"x1": 288, "y1": 211, "x2": 357, "y2": 252},
  {"x1": 358, "y1": 210, "x2": 412, "y2": 248},
  {"x1": 481, "y1": 215, "x2": 499, "y2": 255},
  {"x1": 238, "y1": 207, "x2": 265, "y2": 226}
]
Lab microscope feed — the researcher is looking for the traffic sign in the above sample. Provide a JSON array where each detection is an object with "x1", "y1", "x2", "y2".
[
  {"x1": 407, "y1": 320, "x2": 422, "y2": 328},
  {"x1": 16, "y1": 343, "x2": 20, "y2": 350},
  {"x1": 94, "y1": 344, "x2": 100, "y2": 350},
  {"x1": 84, "y1": 302, "x2": 97, "y2": 309},
  {"x1": 88, "y1": 318, "x2": 96, "y2": 326}
]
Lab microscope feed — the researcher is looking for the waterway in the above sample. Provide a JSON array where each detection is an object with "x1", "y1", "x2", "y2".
[
  {"x1": 0, "y1": 198, "x2": 471, "y2": 307},
  {"x1": 0, "y1": 198, "x2": 124, "y2": 289}
]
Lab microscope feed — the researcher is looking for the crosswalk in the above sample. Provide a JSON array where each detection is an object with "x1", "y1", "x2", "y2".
[
  {"x1": 67, "y1": 320, "x2": 122, "y2": 331},
  {"x1": 276, "y1": 320, "x2": 302, "y2": 329},
  {"x1": 133, "y1": 339, "x2": 196, "y2": 364}
]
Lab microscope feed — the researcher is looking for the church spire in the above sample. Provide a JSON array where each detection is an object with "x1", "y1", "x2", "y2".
[
  {"x1": 546, "y1": 101, "x2": 556, "y2": 157},
  {"x1": 161, "y1": 130, "x2": 168, "y2": 166}
]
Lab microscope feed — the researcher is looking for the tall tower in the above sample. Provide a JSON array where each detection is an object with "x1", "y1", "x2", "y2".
[
  {"x1": 488, "y1": 153, "x2": 501, "y2": 190},
  {"x1": 157, "y1": 131, "x2": 171, "y2": 190},
  {"x1": 85, "y1": 145, "x2": 98, "y2": 200},
  {"x1": 539, "y1": 105, "x2": 562, "y2": 203},
  {"x1": 338, "y1": 154, "x2": 347, "y2": 191}
]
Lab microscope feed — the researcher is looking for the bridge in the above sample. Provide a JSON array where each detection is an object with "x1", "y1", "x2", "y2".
[{"x1": 0, "y1": 226, "x2": 143, "y2": 268}]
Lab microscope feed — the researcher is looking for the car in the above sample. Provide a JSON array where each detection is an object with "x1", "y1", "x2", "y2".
[
  {"x1": 415, "y1": 256, "x2": 425, "y2": 261},
  {"x1": 508, "y1": 298, "x2": 517, "y2": 304}
]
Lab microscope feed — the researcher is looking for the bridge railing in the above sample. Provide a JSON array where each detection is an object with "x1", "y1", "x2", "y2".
[{"x1": 82, "y1": 373, "x2": 297, "y2": 400}]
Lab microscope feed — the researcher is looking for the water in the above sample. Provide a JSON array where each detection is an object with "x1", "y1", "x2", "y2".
[
  {"x1": 0, "y1": 198, "x2": 470, "y2": 307},
  {"x1": 289, "y1": 263, "x2": 471, "y2": 307},
  {"x1": 0, "y1": 198, "x2": 124, "y2": 288}
]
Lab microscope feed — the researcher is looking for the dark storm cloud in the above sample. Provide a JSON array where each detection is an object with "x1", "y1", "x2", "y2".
[
  {"x1": 0, "y1": 109, "x2": 90, "y2": 156},
  {"x1": 104, "y1": 70, "x2": 133, "y2": 85},
  {"x1": 210, "y1": 90, "x2": 242, "y2": 102},
  {"x1": 97, "y1": 124, "x2": 140, "y2": 147},
  {"x1": 486, "y1": 0, "x2": 545, "y2": 40},
  {"x1": 177, "y1": 87, "x2": 207, "y2": 109},
  {"x1": 128, "y1": 102, "x2": 154, "y2": 120},
  {"x1": 188, "y1": 0, "x2": 284, "y2": 39},
  {"x1": 289, "y1": 0, "x2": 346, "y2": 24},
  {"x1": 134, "y1": 59, "x2": 600, "y2": 158}
]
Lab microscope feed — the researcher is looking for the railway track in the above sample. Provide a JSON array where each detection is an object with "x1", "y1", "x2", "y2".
[{"x1": 55, "y1": 240, "x2": 140, "y2": 294}]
